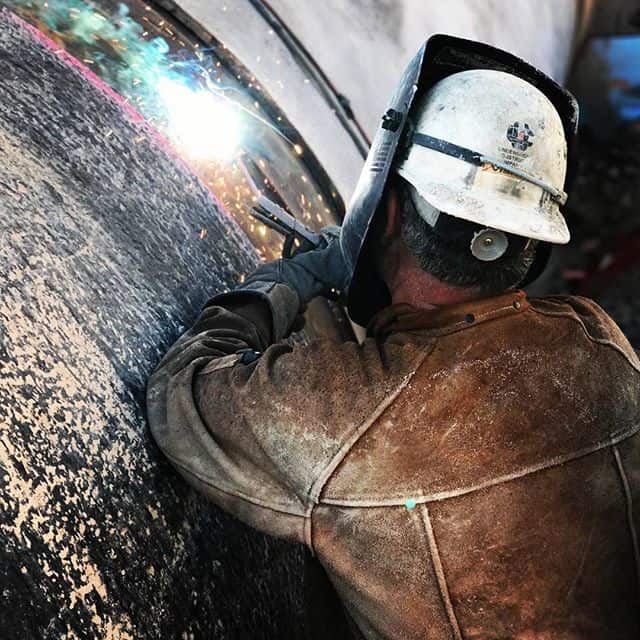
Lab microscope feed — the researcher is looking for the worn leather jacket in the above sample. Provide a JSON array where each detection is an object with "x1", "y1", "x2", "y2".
[{"x1": 147, "y1": 290, "x2": 640, "y2": 639}]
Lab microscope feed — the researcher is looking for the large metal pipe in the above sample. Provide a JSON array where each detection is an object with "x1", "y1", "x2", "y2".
[
  {"x1": 0, "y1": 2, "x2": 611, "y2": 637},
  {"x1": 0, "y1": 11, "x2": 310, "y2": 639}
]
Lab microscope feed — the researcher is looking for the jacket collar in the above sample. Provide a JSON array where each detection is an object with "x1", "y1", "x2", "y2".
[{"x1": 368, "y1": 290, "x2": 528, "y2": 338}]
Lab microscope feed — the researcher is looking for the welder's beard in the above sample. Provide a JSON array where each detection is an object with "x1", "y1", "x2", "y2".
[{"x1": 398, "y1": 183, "x2": 537, "y2": 296}]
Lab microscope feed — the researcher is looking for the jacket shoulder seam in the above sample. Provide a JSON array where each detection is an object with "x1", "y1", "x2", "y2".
[
  {"x1": 529, "y1": 305, "x2": 640, "y2": 374},
  {"x1": 306, "y1": 345, "x2": 434, "y2": 507},
  {"x1": 319, "y1": 423, "x2": 640, "y2": 507}
]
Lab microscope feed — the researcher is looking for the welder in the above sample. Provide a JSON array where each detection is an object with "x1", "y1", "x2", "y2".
[{"x1": 147, "y1": 35, "x2": 640, "y2": 639}]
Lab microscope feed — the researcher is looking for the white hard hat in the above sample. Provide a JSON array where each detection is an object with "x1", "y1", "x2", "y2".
[{"x1": 396, "y1": 69, "x2": 570, "y2": 244}]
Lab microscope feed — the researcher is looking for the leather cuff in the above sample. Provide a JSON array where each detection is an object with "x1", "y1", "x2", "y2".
[{"x1": 209, "y1": 281, "x2": 301, "y2": 342}]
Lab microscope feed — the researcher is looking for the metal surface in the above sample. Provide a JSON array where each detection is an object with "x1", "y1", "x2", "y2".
[
  {"x1": 246, "y1": 0, "x2": 370, "y2": 157},
  {"x1": 164, "y1": 0, "x2": 367, "y2": 203},
  {"x1": 264, "y1": 0, "x2": 581, "y2": 134},
  {"x1": 0, "y1": 11, "x2": 307, "y2": 638}
]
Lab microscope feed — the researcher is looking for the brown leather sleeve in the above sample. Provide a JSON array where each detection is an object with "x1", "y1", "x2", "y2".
[
  {"x1": 146, "y1": 299, "x2": 421, "y2": 546},
  {"x1": 146, "y1": 300, "x2": 309, "y2": 543}
]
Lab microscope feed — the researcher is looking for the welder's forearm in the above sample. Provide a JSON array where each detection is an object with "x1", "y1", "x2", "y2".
[
  {"x1": 153, "y1": 282, "x2": 302, "y2": 385},
  {"x1": 219, "y1": 298, "x2": 273, "y2": 345},
  {"x1": 193, "y1": 298, "x2": 273, "y2": 350},
  {"x1": 147, "y1": 287, "x2": 311, "y2": 544}
]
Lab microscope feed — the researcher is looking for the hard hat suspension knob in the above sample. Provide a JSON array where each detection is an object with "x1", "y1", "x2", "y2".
[{"x1": 470, "y1": 228, "x2": 509, "y2": 261}]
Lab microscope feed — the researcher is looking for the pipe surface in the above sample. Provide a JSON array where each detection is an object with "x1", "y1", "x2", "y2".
[{"x1": 0, "y1": 11, "x2": 307, "y2": 639}]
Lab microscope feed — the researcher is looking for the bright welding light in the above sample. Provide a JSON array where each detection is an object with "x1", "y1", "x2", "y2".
[{"x1": 157, "y1": 77, "x2": 243, "y2": 161}]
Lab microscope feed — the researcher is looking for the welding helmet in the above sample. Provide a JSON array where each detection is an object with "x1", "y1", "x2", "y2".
[{"x1": 340, "y1": 34, "x2": 579, "y2": 326}]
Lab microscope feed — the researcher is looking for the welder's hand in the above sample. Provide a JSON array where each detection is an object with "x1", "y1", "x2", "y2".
[
  {"x1": 210, "y1": 226, "x2": 347, "y2": 341},
  {"x1": 242, "y1": 225, "x2": 348, "y2": 304},
  {"x1": 290, "y1": 225, "x2": 347, "y2": 301}
]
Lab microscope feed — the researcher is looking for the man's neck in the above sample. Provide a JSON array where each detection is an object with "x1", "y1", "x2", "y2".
[
  {"x1": 389, "y1": 268, "x2": 479, "y2": 310},
  {"x1": 384, "y1": 245, "x2": 479, "y2": 311},
  {"x1": 377, "y1": 201, "x2": 481, "y2": 311}
]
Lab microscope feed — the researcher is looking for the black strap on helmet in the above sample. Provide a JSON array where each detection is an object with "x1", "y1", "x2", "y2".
[{"x1": 411, "y1": 132, "x2": 568, "y2": 205}]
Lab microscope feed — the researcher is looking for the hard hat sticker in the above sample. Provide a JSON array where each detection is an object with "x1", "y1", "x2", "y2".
[{"x1": 506, "y1": 122, "x2": 535, "y2": 151}]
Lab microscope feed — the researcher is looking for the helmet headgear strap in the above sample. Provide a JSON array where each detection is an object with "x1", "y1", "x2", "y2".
[{"x1": 411, "y1": 132, "x2": 568, "y2": 206}]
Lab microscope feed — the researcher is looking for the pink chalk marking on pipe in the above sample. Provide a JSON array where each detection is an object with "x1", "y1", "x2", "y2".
[{"x1": 3, "y1": 9, "x2": 234, "y2": 223}]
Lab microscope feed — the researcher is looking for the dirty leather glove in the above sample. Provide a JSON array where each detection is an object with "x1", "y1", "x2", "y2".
[
  {"x1": 246, "y1": 226, "x2": 347, "y2": 303},
  {"x1": 210, "y1": 226, "x2": 348, "y2": 341}
]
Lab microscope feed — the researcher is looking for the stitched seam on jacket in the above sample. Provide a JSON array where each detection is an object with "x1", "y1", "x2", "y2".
[
  {"x1": 418, "y1": 302, "x2": 525, "y2": 338},
  {"x1": 303, "y1": 512, "x2": 313, "y2": 552},
  {"x1": 306, "y1": 346, "x2": 434, "y2": 507},
  {"x1": 530, "y1": 306, "x2": 640, "y2": 374},
  {"x1": 419, "y1": 505, "x2": 463, "y2": 640},
  {"x1": 319, "y1": 425, "x2": 640, "y2": 507},
  {"x1": 166, "y1": 452, "x2": 308, "y2": 517},
  {"x1": 613, "y1": 446, "x2": 640, "y2": 599}
]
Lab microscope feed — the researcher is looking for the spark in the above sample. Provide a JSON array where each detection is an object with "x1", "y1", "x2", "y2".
[
  {"x1": 157, "y1": 77, "x2": 243, "y2": 161},
  {"x1": 8, "y1": 0, "x2": 339, "y2": 261}
]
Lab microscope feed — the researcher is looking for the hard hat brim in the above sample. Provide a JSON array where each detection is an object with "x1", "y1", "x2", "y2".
[{"x1": 397, "y1": 150, "x2": 571, "y2": 245}]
